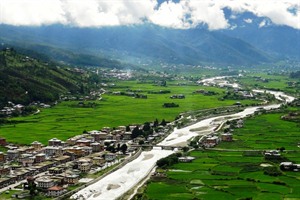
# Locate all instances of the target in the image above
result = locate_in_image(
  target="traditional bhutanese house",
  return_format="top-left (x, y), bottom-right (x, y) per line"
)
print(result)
top-left (76, 138), bottom-right (92, 146)
top-left (90, 130), bottom-right (107, 141)
top-left (43, 146), bottom-right (64, 157)
top-left (35, 176), bottom-right (55, 189)
top-left (48, 138), bottom-right (62, 146)
top-left (123, 132), bottom-right (132, 140)
top-left (101, 127), bottom-right (111, 133)
top-left (64, 174), bottom-right (79, 184)
top-left (79, 162), bottom-right (91, 173)
top-left (64, 146), bottom-right (86, 157)
top-left (31, 141), bottom-right (42, 151)
top-left (105, 153), bottom-right (116, 162)
top-left (0, 152), bottom-right (6, 163)
top-left (0, 138), bottom-right (7, 146)
top-left (47, 186), bottom-right (66, 197)
top-left (90, 142), bottom-right (103, 152)
top-left (178, 156), bottom-right (196, 163)
top-left (92, 157), bottom-right (105, 166)
top-left (221, 133), bottom-right (233, 142)
top-left (49, 167), bottom-right (64, 175)
top-left (0, 166), bottom-right (10, 176)
top-left (35, 153), bottom-right (46, 163)
top-left (6, 149), bottom-right (20, 161)
top-left (205, 136), bottom-right (219, 147)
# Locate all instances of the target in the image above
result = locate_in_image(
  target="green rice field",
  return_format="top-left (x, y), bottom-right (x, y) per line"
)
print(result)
top-left (0, 81), bottom-right (260, 145)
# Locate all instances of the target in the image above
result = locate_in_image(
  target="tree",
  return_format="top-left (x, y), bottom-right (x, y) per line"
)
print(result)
top-left (120, 144), bottom-right (128, 154)
top-left (182, 146), bottom-right (189, 153)
top-left (131, 126), bottom-right (143, 139)
top-left (161, 119), bottom-right (167, 126)
top-left (153, 118), bottom-right (159, 127)
top-left (143, 122), bottom-right (151, 132)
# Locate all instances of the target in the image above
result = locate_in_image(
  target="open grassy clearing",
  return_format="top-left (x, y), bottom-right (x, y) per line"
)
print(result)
top-left (0, 81), bottom-right (260, 145)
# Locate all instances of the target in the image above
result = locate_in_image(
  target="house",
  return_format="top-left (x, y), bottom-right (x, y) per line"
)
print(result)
top-left (48, 138), bottom-right (63, 146)
top-left (91, 142), bottom-right (103, 152)
top-left (221, 133), bottom-right (233, 142)
top-left (123, 132), bottom-right (132, 140)
top-left (64, 174), bottom-right (79, 184)
top-left (92, 157), bottom-right (105, 166)
top-left (65, 146), bottom-right (86, 157)
top-left (76, 138), bottom-right (92, 146)
top-left (35, 153), bottom-right (46, 163)
top-left (44, 146), bottom-right (64, 157)
top-left (105, 153), bottom-right (116, 162)
top-left (6, 149), bottom-right (20, 161)
top-left (47, 186), bottom-right (66, 197)
top-left (280, 162), bottom-right (300, 171)
top-left (49, 167), bottom-right (64, 175)
top-left (101, 127), bottom-right (111, 133)
top-left (178, 156), bottom-right (195, 163)
top-left (79, 162), bottom-right (91, 173)
top-left (0, 166), bottom-right (10, 176)
top-left (0, 152), bottom-right (6, 162)
top-left (35, 176), bottom-right (55, 189)
top-left (31, 141), bottom-right (42, 150)
top-left (19, 154), bottom-right (35, 167)
top-left (90, 130), bottom-right (107, 141)
top-left (204, 136), bottom-right (219, 147)
top-left (264, 150), bottom-right (281, 158)
top-left (0, 138), bottom-right (7, 146)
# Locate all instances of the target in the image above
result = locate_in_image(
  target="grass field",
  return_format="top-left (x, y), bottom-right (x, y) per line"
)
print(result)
top-left (141, 107), bottom-right (300, 200)
top-left (237, 73), bottom-right (299, 94)
top-left (218, 111), bottom-right (300, 150)
top-left (143, 150), bottom-right (300, 200)
top-left (0, 81), bottom-right (260, 145)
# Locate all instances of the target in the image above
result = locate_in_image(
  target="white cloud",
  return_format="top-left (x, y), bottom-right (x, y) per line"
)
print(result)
top-left (0, 0), bottom-right (299, 30)
top-left (244, 18), bottom-right (253, 23)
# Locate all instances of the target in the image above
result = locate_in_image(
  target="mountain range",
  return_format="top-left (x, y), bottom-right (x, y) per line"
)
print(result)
top-left (0, 13), bottom-right (299, 67)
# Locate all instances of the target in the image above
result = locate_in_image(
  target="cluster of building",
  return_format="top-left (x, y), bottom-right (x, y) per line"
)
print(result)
top-left (0, 123), bottom-right (170, 197)
top-left (0, 103), bottom-right (24, 116)
top-left (201, 133), bottom-right (233, 148)
top-left (0, 101), bottom-right (51, 117)
top-left (200, 119), bottom-right (244, 148)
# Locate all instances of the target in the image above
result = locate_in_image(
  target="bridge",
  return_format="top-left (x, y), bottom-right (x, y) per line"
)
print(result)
top-left (130, 144), bottom-right (182, 151)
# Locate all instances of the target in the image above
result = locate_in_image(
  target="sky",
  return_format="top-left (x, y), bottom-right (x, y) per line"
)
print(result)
top-left (0, 0), bottom-right (299, 30)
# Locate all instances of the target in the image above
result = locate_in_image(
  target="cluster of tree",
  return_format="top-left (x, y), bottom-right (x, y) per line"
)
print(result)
top-left (156, 153), bottom-right (182, 168)
top-left (105, 142), bottom-right (128, 154)
top-left (0, 48), bottom-right (104, 109)
top-left (163, 102), bottom-right (179, 108)
top-left (148, 90), bottom-right (171, 94)
top-left (130, 119), bottom-right (167, 139)
top-left (290, 71), bottom-right (300, 79)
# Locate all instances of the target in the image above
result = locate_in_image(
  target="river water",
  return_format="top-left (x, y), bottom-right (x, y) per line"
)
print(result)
top-left (71, 77), bottom-right (295, 200)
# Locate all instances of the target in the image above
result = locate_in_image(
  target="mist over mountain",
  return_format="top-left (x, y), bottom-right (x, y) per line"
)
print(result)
top-left (219, 9), bottom-right (300, 60)
top-left (0, 4), bottom-right (299, 67)
top-left (0, 24), bottom-right (274, 66)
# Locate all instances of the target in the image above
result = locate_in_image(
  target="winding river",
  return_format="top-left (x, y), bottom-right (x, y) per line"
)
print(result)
top-left (71, 77), bottom-right (296, 200)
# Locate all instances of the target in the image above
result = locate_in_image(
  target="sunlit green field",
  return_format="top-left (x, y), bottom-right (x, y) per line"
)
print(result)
top-left (144, 150), bottom-right (300, 200)
top-left (218, 112), bottom-right (300, 150)
top-left (237, 73), bottom-right (299, 94)
top-left (0, 81), bottom-right (260, 145)
top-left (142, 107), bottom-right (300, 200)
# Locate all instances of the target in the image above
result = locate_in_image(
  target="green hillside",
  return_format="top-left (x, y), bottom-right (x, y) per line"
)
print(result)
top-left (0, 48), bottom-right (84, 107)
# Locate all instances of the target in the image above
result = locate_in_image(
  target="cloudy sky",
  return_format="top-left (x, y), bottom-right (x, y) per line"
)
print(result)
top-left (0, 0), bottom-right (299, 30)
